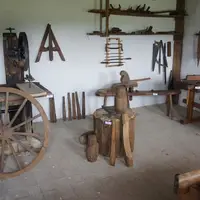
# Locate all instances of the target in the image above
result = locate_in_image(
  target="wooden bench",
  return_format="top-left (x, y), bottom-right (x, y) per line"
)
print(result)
top-left (95, 89), bottom-right (181, 119)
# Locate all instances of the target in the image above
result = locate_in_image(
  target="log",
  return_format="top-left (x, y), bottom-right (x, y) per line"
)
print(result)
top-left (93, 108), bottom-right (135, 158)
top-left (86, 134), bottom-right (99, 162)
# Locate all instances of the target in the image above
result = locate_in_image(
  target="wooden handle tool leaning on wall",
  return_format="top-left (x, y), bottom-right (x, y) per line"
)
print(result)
top-left (49, 96), bottom-right (57, 123)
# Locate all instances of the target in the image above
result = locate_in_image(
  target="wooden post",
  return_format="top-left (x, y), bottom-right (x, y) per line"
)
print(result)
top-left (100, 0), bottom-right (103, 34)
top-left (172, 0), bottom-right (185, 104)
top-left (105, 0), bottom-right (110, 37)
top-left (49, 97), bottom-right (57, 123)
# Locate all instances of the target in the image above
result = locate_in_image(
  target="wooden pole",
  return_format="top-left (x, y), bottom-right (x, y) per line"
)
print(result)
top-left (100, 0), bottom-right (103, 34)
top-left (105, 0), bottom-right (109, 37)
top-left (172, 0), bottom-right (185, 104)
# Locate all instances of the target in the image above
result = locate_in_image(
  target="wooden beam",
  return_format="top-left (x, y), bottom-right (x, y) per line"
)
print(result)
top-left (105, 0), bottom-right (110, 37)
top-left (172, 0), bottom-right (185, 104)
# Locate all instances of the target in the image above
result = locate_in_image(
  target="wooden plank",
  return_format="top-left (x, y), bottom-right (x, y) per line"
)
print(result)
top-left (105, 0), bottom-right (110, 37)
top-left (186, 75), bottom-right (200, 81)
top-left (96, 89), bottom-right (180, 97)
top-left (17, 82), bottom-right (47, 98)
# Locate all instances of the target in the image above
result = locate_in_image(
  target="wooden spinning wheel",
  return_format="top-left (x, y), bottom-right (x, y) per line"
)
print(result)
top-left (0, 87), bottom-right (49, 179)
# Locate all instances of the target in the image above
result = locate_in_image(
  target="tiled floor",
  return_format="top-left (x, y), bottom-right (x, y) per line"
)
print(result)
top-left (1, 105), bottom-right (200, 200)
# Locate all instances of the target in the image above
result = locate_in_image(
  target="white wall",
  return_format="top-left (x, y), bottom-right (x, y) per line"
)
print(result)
top-left (180, 0), bottom-right (200, 105)
top-left (0, 0), bottom-right (176, 119)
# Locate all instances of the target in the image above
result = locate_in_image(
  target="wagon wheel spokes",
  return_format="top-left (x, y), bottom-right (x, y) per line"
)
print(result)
top-left (10, 114), bottom-right (41, 131)
top-left (6, 138), bottom-right (22, 170)
top-left (0, 87), bottom-right (49, 179)
top-left (12, 132), bottom-right (44, 141)
top-left (9, 136), bottom-right (37, 156)
top-left (0, 138), bottom-right (5, 172)
top-left (4, 92), bottom-right (9, 125)
top-left (8, 99), bottom-right (28, 128)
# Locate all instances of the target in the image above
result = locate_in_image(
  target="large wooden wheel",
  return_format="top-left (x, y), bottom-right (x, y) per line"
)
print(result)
top-left (0, 87), bottom-right (49, 179)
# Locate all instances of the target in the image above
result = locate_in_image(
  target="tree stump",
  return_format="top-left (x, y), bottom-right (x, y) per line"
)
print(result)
top-left (93, 108), bottom-right (135, 158)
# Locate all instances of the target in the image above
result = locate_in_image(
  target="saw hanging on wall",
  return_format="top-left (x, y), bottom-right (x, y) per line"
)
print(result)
top-left (101, 38), bottom-right (131, 67)
top-left (35, 23), bottom-right (65, 62)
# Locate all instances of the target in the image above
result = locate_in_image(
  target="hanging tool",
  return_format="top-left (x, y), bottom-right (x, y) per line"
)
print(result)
top-left (102, 38), bottom-right (131, 67)
top-left (167, 41), bottom-right (172, 57)
top-left (109, 4), bottom-right (121, 10)
top-left (101, 61), bottom-right (125, 64)
top-left (101, 58), bottom-right (131, 63)
top-left (162, 43), bottom-right (168, 84)
top-left (140, 4), bottom-right (146, 12)
top-left (152, 40), bottom-right (168, 84)
top-left (135, 5), bottom-right (141, 11)
top-left (35, 24), bottom-right (65, 62)
top-left (197, 31), bottom-right (200, 66)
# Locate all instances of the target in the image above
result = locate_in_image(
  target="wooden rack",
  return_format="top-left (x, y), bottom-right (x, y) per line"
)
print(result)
top-left (87, 0), bottom-right (186, 37)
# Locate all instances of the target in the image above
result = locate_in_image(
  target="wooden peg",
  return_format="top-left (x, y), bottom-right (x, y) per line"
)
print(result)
top-left (75, 92), bottom-right (81, 120)
top-left (82, 92), bottom-right (86, 119)
top-left (49, 97), bottom-right (57, 123)
top-left (72, 93), bottom-right (77, 120)
top-left (67, 93), bottom-right (72, 121)
top-left (62, 96), bottom-right (67, 121)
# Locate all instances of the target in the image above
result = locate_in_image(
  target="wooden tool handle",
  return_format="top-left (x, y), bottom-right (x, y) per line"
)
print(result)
top-left (82, 92), bottom-right (85, 119)
top-left (75, 92), bottom-right (81, 120)
top-left (67, 93), bottom-right (72, 121)
top-left (49, 97), bottom-right (57, 123)
top-left (167, 41), bottom-right (172, 57)
top-left (72, 93), bottom-right (77, 120)
top-left (62, 96), bottom-right (67, 121)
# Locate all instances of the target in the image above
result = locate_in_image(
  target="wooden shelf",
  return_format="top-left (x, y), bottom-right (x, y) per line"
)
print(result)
top-left (87, 31), bottom-right (179, 37)
top-left (88, 9), bottom-right (186, 18)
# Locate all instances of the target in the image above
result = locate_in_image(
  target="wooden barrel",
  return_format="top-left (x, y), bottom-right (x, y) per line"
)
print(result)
top-left (93, 108), bottom-right (135, 157)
